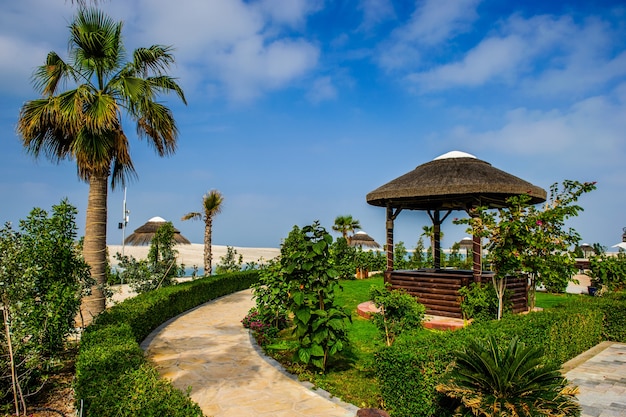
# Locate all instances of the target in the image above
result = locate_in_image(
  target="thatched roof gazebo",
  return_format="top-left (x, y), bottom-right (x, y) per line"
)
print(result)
top-left (349, 231), bottom-right (381, 248)
top-left (124, 216), bottom-right (191, 245)
top-left (366, 151), bottom-right (547, 318)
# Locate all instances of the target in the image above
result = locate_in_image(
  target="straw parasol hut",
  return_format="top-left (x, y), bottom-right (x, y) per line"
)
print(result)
top-left (349, 231), bottom-right (381, 248)
top-left (124, 216), bottom-right (191, 245)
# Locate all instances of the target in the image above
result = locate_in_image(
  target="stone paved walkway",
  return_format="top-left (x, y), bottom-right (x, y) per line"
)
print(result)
top-left (142, 289), bottom-right (626, 417)
top-left (564, 342), bottom-right (626, 417)
top-left (141, 289), bottom-right (358, 417)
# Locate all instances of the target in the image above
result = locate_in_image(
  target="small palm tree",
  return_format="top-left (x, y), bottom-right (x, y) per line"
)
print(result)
top-left (182, 190), bottom-right (223, 275)
top-left (332, 215), bottom-right (361, 241)
top-left (437, 336), bottom-right (580, 417)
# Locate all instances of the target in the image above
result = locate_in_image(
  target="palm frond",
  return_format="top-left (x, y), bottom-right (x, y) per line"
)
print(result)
top-left (181, 212), bottom-right (202, 221)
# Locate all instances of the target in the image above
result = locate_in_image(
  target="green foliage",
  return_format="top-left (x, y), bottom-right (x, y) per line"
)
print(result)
top-left (115, 222), bottom-right (183, 293)
top-left (75, 270), bottom-right (259, 416)
top-left (331, 237), bottom-right (357, 279)
top-left (369, 285), bottom-right (425, 346)
top-left (459, 282), bottom-right (509, 323)
top-left (215, 246), bottom-right (244, 274)
top-left (437, 337), bottom-right (580, 417)
top-left (375, 301), bottom-right (606, 417)
top-left (588, 252), bottom-right (626, 291)
top-left (407, 238), bottom-right (426, 269)
top-left (393, 241), bottom-right (409, 270)
top-left (0, 200), bottom-right (89, 412)
top-left (282, 221), bottom-right (351, 371)
top-left (251, 259), bottom-right (290, 329)
top-left (456, 180), bottom-right (596, 315)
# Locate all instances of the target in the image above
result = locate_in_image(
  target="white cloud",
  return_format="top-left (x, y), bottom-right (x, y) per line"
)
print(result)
top-left (123, 0), bottom-right (320, 103)
top-left (449, 91), bottom-right (626, 169)
top-left (306, 76), bottom-right (338, 103)
top-left (377, 0), bottom-right (481, 70)
top-left (407, 13), bottom-right (626, 96)
top-left (358, 0), bottom-right (396, 31)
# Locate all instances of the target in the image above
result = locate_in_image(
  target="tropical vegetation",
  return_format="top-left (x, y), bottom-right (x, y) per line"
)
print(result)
top-left (436, 337), bottom-right (580, 417)
top-left (332, 215), bottom-right (362, 240)
top-left (17, 8), bottom-right (187, 323)
top-left (114, 221), bottom-right (184, 293)
top-left (0, 200), bottom-right (90, 415)
top-left (182, 190), bottom-right (224, 275)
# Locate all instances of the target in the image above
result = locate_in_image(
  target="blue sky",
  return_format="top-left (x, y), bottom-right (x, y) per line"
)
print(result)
top-left (1, 0), bottom-right (625, 251)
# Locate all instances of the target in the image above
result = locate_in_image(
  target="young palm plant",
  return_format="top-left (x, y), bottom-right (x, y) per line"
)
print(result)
top-left (437, 336), bottom-right (580, 417)
top-left (181, 190), bottom-right (223, 275)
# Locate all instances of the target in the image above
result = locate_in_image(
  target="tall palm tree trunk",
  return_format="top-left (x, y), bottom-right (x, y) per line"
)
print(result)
top-left (79, 174), bottom-right (108, 326)
top-left (204, 218), bottom-right (212, 275)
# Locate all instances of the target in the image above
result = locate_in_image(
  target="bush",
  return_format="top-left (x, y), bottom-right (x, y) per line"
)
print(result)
top-left (369, 285), bottom-right (425, 346)
top-left (458, 282), bottom-right (510, 323)
top-left (74, 270), bottom-right (259, 416)
top-left (375, 301), bottom-right (607, 417)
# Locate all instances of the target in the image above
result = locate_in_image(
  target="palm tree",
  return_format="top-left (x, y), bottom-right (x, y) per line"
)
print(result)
top-left (437, 336), bottom-right (580, 417)
top-left (182, 190), bottom-right (224, 275)
top-left (332, 215), bottom-right (361, 241)
top-left (17, 8), bottom-right (186, 324)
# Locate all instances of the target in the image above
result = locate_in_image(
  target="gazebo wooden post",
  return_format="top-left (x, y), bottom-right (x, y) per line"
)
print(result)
top-left (433, 210), bottom-right (441, 269)
top-left (472, 234), bottom-right (482, 283)
top-left (385, 205), bottom-right (394, 284)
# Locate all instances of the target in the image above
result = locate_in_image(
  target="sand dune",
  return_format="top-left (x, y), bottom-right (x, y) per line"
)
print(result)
top-left (107, 243), bottom-right (280, 268)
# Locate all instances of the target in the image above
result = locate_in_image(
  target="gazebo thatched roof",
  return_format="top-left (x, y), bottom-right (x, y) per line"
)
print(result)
top-left (124, 216), bottom-right (191, 246)
top-left (366, 151), bottom-right (546, 210)
top-left (349, 231), bottom-right (381, 248)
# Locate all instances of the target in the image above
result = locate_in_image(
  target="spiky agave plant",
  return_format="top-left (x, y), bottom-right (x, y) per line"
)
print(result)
top-left (437, 336), bottom-right (580, 417)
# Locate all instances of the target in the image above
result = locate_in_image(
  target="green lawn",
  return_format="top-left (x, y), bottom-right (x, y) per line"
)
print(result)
top-left (535, 291), bottom-right (583, 309)
top-left (265, 279), bottom-right (586, 409)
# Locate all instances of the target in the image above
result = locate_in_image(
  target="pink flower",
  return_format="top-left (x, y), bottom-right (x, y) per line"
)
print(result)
top-left (536, 220), bottom-right (543, 226)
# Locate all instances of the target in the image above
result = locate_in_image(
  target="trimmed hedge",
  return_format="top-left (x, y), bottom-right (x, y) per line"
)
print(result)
top-left (375, 292), bottom-right (625, 417)
top-left (75, 271), bottom-right (259, 417)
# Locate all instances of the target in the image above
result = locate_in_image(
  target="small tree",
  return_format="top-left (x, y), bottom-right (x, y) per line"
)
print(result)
top-left (330, 237), bottom-right (357, 279)
top-left (369, 285), bottom-right (425, 346)
top-left (456, 180), bottom-right (596, 317)
top-left (394, 241), bottom-right (409, 270)
top-left (116, 222), bottom-right (182, 293)
top-left (408, 238), bottom-right (426, 269)
top-left (0, 200), bottom-right (90, 415)
top-left (282, 221), bottom-right (351, 371)
top-left (215, 246), bottom-right (243, 274)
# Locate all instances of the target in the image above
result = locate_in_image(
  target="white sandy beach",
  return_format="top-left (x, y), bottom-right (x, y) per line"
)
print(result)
top-left (107, 243), bottom-right (280, 269)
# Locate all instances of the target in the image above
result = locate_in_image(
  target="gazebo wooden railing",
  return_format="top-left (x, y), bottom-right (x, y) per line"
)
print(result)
top-left (389, 269), bottom-right (528, 319)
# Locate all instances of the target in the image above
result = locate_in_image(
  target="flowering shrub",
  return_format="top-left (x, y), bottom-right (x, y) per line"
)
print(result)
top-left (242, 308), bottom-right (281, 346)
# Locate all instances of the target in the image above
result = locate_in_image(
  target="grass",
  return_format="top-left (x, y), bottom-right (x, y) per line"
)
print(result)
top-left (262, 278), bottom-right (588, 409)
top-left (535, 291), bottom-right (583, 309)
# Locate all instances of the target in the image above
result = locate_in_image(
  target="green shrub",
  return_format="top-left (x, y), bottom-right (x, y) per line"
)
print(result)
top-left (75, 270), bottom-right (259, 416)
top-left (375, 302), bottom-right (606, 417)
top-left (369, 285), bottom-right (425, 346)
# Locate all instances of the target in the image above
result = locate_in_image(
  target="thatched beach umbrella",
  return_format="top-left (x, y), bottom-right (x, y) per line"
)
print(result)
top-left (124, 216), bottom-right (191, 245)
top-left (367, 151), bottom-right (546, 279)
top-left (349, 231), bottom-right (381, 248)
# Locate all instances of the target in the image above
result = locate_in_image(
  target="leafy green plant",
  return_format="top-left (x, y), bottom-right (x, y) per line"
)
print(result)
top-left (437, 336), bottom-right (580, 417)
top-left (215, 246), bottom-right (244, 274)
top-left (115, 222), bottom-right (183, 293)
top-left (369, 285), bottom-right (425, 346)
top-left (588, 252), bottom-right (626, 291)
top-left (330, 237), bottom-right (357, 279)
top-left (394, 241), bottom-right (410, 270)
top-left (459, 282), bottom-right (509, 323)
top-left (456, 180), bottom-right (596, 316)
top-left (0, 200), bottom-right (90, 414)
top-left (282, 221), bottom-right (351, 371)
